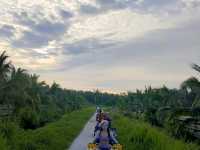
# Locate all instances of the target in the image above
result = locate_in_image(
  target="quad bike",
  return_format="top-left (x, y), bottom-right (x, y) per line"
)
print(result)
top-left (87, 143), bottom-right (122, 150)
top-left (89, 128), bottom-right (122, 150)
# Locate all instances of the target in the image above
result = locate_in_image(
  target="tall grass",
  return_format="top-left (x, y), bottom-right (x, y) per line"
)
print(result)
top-left (0, 107), bottom-right (94, 150)
top-left (0, 135), bottom-right (8, 150)
top-left (112, 114), bottom-right (200, 150)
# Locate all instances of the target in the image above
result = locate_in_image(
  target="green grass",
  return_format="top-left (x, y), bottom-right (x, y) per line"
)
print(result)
top-left (0, 135), bottom-right (8, 150)
top-left (111, 113), bottom-right (200, 150)
top-left (3, 107), bottom-right (94, 150)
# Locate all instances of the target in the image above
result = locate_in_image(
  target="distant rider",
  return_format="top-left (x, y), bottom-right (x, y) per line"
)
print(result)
top-left (94, 108), bottom-right (103, 136)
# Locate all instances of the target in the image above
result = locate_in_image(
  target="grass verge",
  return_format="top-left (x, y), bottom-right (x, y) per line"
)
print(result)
top-left (6, 107), bottom-right (94, 150)
top-left (111, 113), bottom-right (200, 150)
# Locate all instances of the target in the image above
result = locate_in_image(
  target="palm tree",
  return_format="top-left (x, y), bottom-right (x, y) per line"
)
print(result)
top-left (0, 51), bottom-right (11, 104)
top-left (50, 82), bottom-right (61, 95)
top-left (181, 77), bottom-right (200, 90)
top-left (0, 51), bottom-right (11, 83)
top-left (9, 67), bottom-right (30, 93)
top-left (3, 67), bottom-right (28, 108)
top-left (191, 63), bottom-right (200, 73)
top-left (181, 77), bottom-right (200, 107)
top-left (190, 64), bottom-right (200, 107)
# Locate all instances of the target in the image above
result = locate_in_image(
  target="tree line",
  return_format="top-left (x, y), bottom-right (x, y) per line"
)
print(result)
top-left (116, 63), bottom-right (200, 141)
top-left (0, 51), bottom-right (121, 130)
top-left (1, 50), bottom-right (200, 142)
top-left (0, 51), bottom-right (88, 129)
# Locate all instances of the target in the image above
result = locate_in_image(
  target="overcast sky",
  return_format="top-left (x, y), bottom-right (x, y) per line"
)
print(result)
top-left (0, 0), bottom-right (200, 92)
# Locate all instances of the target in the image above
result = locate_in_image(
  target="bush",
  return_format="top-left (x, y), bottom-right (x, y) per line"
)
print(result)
top-left (111, 113), bottom-right (199, 150)
top-left (0, 135), bottom-right (8, 150)
top-left (0, 121), bottom-right (17, 139)
top-left (13, 107), bottom-right (94, 150)
top-left (19, 107), bottom-right (39, 129)
top-left (145, 108), bottom-right (159, 126)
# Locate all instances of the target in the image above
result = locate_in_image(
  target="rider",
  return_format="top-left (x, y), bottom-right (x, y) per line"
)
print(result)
top-left (96, 106), bottom-right (100, 113)
top-left (94, 119), bottom-right (111, 150)
top-left (103, 112), bottom-right (112, 129)
top-left (94, 118), bottom-right (117, 149)
top-left (94, 108), bottom-right (103, 136)
top-left (96, 108), bottom-right (103, 122)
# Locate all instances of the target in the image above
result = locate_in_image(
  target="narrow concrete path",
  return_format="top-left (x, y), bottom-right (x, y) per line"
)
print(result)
top-left (68, 113), bottom-right (96, 150)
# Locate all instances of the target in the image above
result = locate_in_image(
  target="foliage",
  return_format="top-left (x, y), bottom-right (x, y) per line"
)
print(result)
top-left (0, 135), bottom-right (8, 150)
top-left (111, 113), bottom-right (199, 150)
top-left (12, 108), bottom-right (94, 150)
top-left (18, 107), bottom-right (40, 129)
top-left (192, 63), bottom-right (200, 73)
top-left (0, 51), bottom-right (94, 129)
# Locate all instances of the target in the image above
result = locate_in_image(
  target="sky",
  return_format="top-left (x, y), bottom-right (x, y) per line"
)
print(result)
top-left (0, 0), bottom-right (200, 93)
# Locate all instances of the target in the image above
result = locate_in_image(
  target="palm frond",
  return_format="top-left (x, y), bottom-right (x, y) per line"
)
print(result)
top-left (191, 63), bottom-right (200, 73)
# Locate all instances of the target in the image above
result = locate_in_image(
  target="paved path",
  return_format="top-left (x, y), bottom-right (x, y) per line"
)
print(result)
top-left (68, 113), bottom-right (96, 150)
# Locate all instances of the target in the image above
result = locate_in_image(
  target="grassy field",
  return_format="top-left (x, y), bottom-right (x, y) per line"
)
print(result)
top-left (0, 107), bottom-right (94, 150)
top-left (111, 113), bottom-right (200, 150)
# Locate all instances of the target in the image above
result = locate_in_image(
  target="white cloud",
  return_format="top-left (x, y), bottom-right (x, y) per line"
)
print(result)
top-left (67, 9), bottom-right (174, 43)
top-left (0, 0), bottom-right (200, 92)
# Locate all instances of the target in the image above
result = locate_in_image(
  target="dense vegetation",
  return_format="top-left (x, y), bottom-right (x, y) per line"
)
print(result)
top-left (111, 113), bottom-right (199, 150)
top-left (0, 107), bottom-right (93, 150)
top-left (0, 52), bottom-right (90, 128)
top-left (0, 51), bottom-right (115, 128)
top-left (13, 108), bottom-right (93, 150)
top-left (115, 64), bottom-right (200, 141)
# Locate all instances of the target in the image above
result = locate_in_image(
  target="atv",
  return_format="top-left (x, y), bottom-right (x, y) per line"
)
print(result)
top-left (89, 128), bottom-right (122, 150)
top-left (87, 143), bottom-right (122, 150)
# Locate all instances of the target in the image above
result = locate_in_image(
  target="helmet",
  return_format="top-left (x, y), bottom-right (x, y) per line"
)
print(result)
top-left (97, 107), bottom-right (102, 113)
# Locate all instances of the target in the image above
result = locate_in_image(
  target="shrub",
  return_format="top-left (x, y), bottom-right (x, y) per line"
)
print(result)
top-left (111, 113), bottom-right (199, 150)
top-left (13, 107), bottom-right (94, 150)
top-left (0, 121), bottom-right (16, 139)
top-left (0, 135), bottom-right (8, 150)
top-left (19, 107), bottom-right (39, 129)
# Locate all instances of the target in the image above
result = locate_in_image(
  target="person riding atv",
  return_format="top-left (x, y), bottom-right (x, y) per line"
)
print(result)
top-left (103, 112), bottom-right (112, 128)
top-left (94, 108), bottom-right (104, 136)
top-left (95, 112), bottom-right (112, 133)
top-left (96, 109), bottom-right (103, 122)
top-left (88, 111), bottom-right (122, 150)
top-left (93, 119), bottom-right (117, 150)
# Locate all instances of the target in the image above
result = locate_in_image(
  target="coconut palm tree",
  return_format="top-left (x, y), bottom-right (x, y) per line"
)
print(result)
top-left (192, 63), bottom-right (200, 73)
top-left (190, 63), bottom-right (200, 107)
top-left (0, 51), bottom-right (11, 83)
top-left (181, 77), bottom-right (200, 107)
top-left (181, 77), bottom-right (200, 90)
top-left (2, 67), bottom-right (28, 109)
top-left (10, 67), bottom-right (28, 87)
top-left (0, 51), bottom-right (11, 104)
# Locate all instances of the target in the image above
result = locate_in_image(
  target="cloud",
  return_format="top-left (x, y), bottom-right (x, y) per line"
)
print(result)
top-left (140, 0), bottom-right (178, 7)
top-left (182, 0), bottom-right (200, 8)
top-left (49, 16), bottom-right (200, 91)
top-left (96, 0), bottom-right (127, 10)
top-left (78, 0), bottom-right (133, 15)
top-left (63, 38), bottom-right (117, 55)
top-left (33, 21), bottom-right (67, 36)
top-left (11, 12), bottom-right (68, 49)
top-left (0, 25), bottom-right (15, 39)
top-left (78, 0), bottom-right (180, 15)
top-left (59, 9), bottom-right (74, 19)
top-left (0, 0), bottom-right (200, 92)
top-left (79, 4), bottom-right (100, 15)
top-left (12, 31), bottom-right (49, 49)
